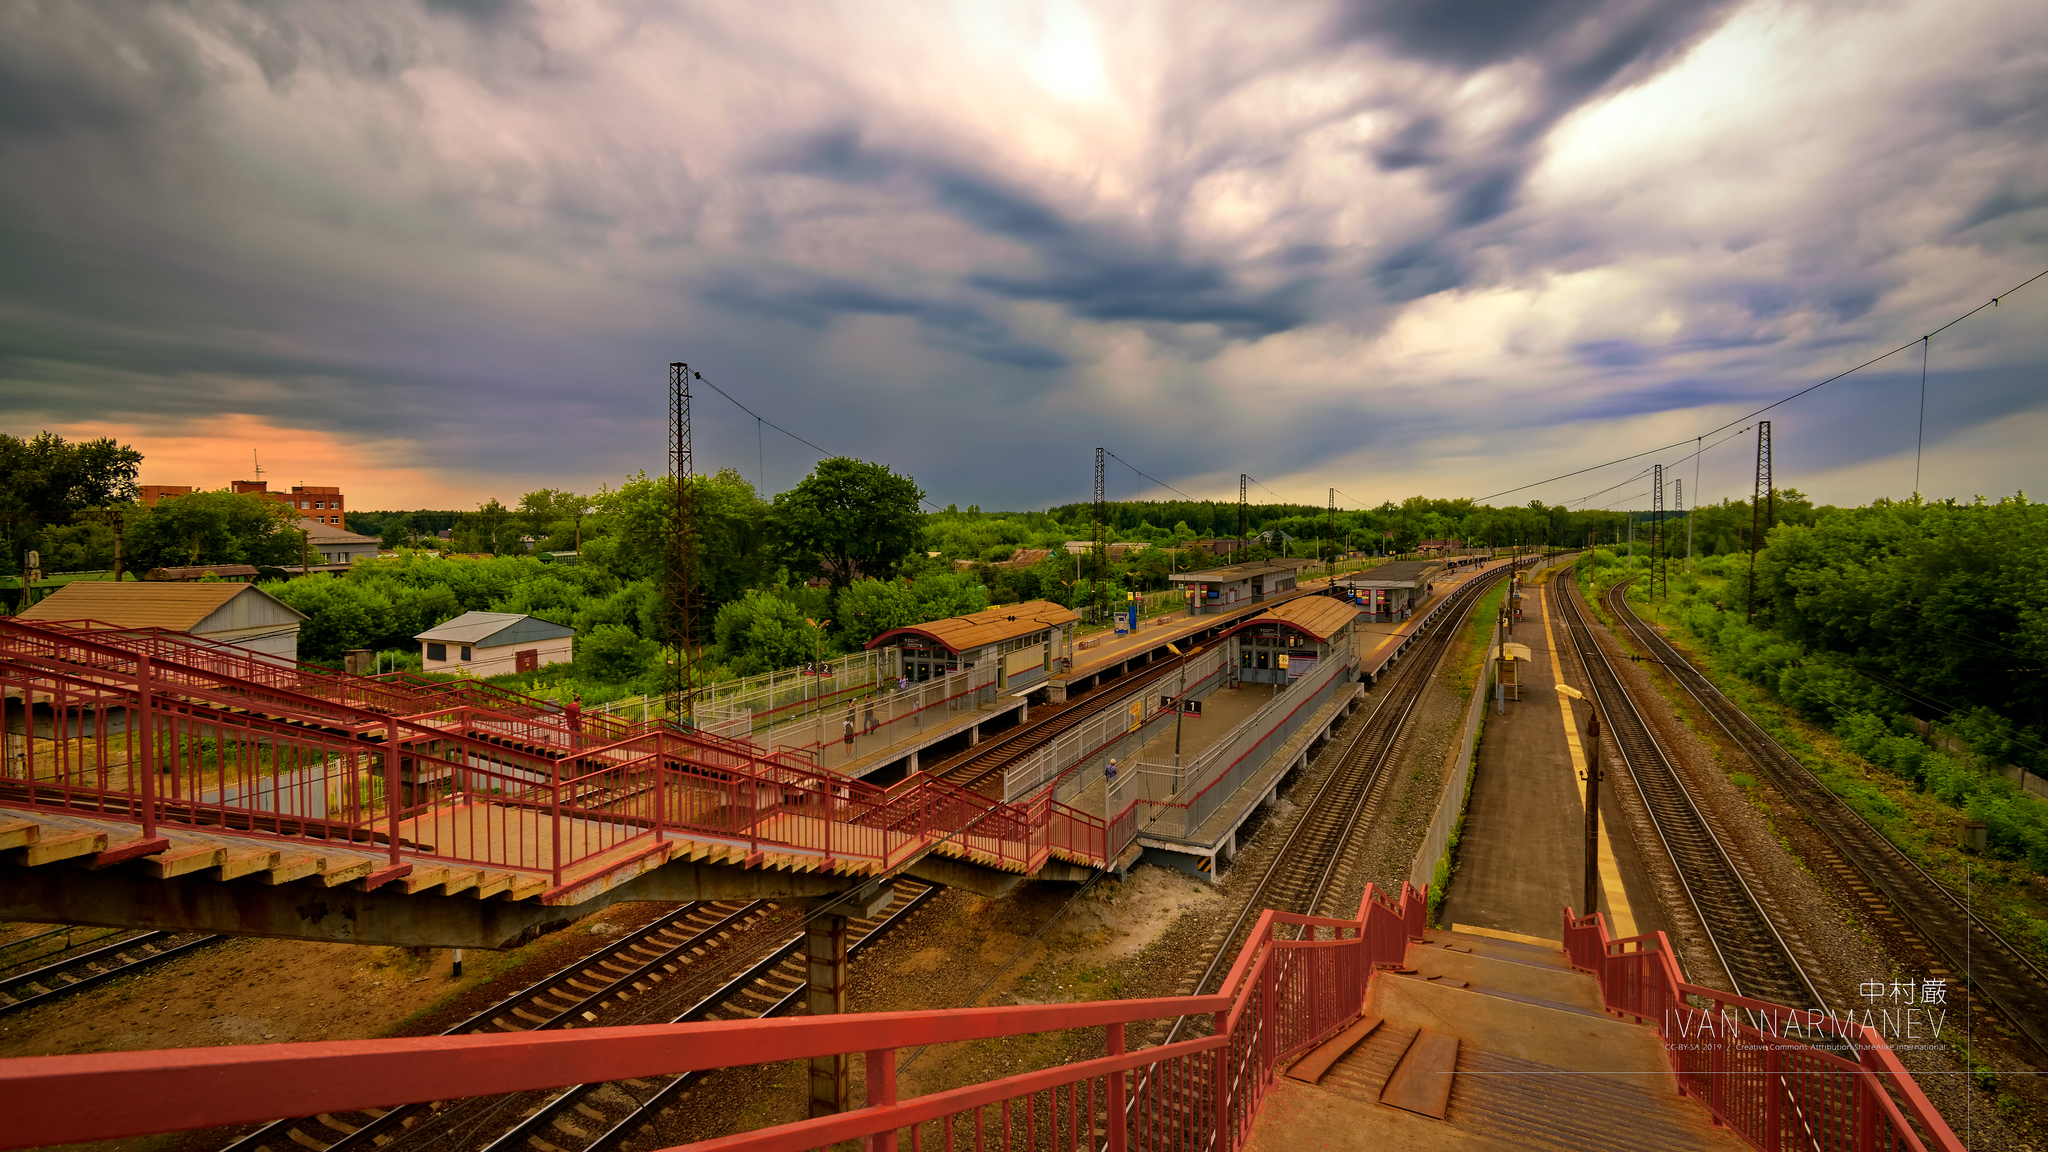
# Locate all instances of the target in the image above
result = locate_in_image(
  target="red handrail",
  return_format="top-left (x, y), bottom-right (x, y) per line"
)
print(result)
top-left (1563, 909), bottom-right (1963, 1152)
top-left (0, 884), bottom-right (1425, 1152)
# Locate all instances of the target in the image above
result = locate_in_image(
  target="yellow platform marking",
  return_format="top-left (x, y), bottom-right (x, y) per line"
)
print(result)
top-left (1449, 923), bottom-right (1564, 948)
top-left (1541, 586), bottom-right (1640, 938)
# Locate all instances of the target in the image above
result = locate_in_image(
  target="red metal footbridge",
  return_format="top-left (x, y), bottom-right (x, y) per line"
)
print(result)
top-left (1, 616), bottom-right (1105, 911)
top-left (0, 881), bottom-right (1960, 1152)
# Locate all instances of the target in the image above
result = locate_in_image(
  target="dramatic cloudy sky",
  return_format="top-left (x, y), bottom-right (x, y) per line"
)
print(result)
top-left (3, 0), bottom-right (2045, 513)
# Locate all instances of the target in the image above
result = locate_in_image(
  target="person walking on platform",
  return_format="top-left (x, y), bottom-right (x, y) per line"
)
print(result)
top-left (863, 698), bottom-right (877, 735)
top-left (1105, 758), bottom-right (1118, 785)
top-left (843, 707), bottom-right (855, 749)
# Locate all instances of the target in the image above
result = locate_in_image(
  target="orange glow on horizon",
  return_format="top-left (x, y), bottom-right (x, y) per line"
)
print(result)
top-left (38, 415), bottom-right (489, 511)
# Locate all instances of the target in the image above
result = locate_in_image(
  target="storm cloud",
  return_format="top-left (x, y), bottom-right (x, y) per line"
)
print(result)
top-left (1, 0), bottom-right (2043, 510)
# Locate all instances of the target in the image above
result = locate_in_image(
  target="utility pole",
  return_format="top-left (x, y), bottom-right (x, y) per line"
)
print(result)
top-left (667, 362), bottom-right (699, 726)
top-left (1583, 710), bottom-right (1603, 918)
top-left (1651, 464), bottom-right (1663, 600)
top-left (1677, 479), bottom-right (1688, 573)
top-left (1237, 474), bottom-right (1248, 549)
top-left (1326, 488), bottom-right (1336, 579)
top-left (1092, 447), bottom-right (1108, 623)
top-left (1746, 420), bottom-right (1771, 624)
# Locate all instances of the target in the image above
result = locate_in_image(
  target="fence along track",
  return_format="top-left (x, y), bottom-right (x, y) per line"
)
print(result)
top-left (1602, 580), bottom-right (2048, 1056)
top-left (1162, 562), bottom-right (1523, 1047)
top-left (0, 929), bottom-right (221, 1017)
top-left (220, 898), bottom-right (783, 1152)
top-left (934, 651), bottom-right (1195, 795)
top-left (1557, 579), bottom-right (1821, 1009)
top-left (933, 588), bottom-right (1339, 797)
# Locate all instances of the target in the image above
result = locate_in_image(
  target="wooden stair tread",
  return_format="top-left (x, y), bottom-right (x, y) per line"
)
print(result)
top-left (1285, 1015), bottom-right (1382, 1085)
top-left (1379, 1028), bottom-right (1459, 1119)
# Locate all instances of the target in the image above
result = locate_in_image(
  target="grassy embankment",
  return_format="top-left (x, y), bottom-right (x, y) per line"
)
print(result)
top-left (1575, 553), bottom-right (2048, 970)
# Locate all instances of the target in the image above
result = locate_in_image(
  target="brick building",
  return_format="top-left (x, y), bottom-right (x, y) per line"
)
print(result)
top-left (138, 481), bottom-right (349, 526)
top-left (230, 481), bottom-right (347, 525)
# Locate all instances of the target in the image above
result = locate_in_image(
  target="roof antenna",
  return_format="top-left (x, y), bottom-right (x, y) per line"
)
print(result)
top-left (252, 449), bottom-right (264, 483)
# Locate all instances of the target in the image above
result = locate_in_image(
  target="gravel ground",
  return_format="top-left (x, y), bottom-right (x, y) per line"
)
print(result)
top-left (1587, 585), bottom-right (2044, 1149)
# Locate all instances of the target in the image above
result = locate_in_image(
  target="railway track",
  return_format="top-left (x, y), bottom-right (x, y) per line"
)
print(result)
top-left (0, 928), bottom-right (220, 1017)
top-left (930, 585), bottom-right (1350, 796)
top-left (1556, 579), bottom-right (1822, 1008)
top-left (1600, 579), bottom-right (2048, 1056)
top-left (219, 883), bottom-right (935, 1152)
top-left (1158, 559), bottom-right (1527, 1045)
top-left (931, 651), bottom-right (1194, 795)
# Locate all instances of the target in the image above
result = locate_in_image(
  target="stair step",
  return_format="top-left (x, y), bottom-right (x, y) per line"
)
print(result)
top-left (1285, 1015), bottom-right (1381, 1086)
top-left (1379, 1029), bottom-right (1459, 1120)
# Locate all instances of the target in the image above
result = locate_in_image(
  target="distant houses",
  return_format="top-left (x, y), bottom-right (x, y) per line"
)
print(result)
top-left (414, 611), bottom-right (574, 676)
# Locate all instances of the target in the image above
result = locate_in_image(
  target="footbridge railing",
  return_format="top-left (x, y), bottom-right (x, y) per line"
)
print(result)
top-left (0, 883), bottom-right (1428, 1152)
top-left (1563, 909), bottom-right (1964, 1152)
top-left (0, 618), bottom-right (1103, 890)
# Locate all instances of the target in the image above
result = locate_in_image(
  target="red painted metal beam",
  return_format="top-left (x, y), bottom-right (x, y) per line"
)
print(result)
top-left (0, 997), bottom-right (1226, 1151)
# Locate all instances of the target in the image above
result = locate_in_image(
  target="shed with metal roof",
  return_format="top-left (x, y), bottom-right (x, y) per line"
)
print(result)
top-left (414, 611), bottom-right (575, 677)
top-left (18, 581), bottom-right (306, 663)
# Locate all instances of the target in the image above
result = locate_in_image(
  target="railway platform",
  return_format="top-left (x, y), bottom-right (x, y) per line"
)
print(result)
top-left (1437, 574), bottom-right (1663, 942)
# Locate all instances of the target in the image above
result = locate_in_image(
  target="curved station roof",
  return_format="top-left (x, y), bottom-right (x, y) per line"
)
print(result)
top-left (865, 599), bottom-right (1079, 655)
top-left (1213, 594), bottom-right (1360, 644)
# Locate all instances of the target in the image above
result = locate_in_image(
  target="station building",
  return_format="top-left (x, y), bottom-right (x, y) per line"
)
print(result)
top-left (1168, 559), bottom-right (1316, 615)
top-left (1334, 560), bottom-right (1445, 623)
top-left (865, 600), bottom-right (1078, 692)
top-left (1217, 594), bottom-right (1361, 686)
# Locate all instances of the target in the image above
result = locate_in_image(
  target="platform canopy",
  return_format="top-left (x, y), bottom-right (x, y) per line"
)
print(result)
top-left (1333, 560), bottom-right (1445, 592)
top-left (1215, 594), bottom-right (1360, 644)
top-left (866, 599), bottom-right (1077, 656)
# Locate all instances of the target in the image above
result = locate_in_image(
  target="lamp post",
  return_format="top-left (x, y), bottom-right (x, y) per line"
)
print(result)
top-left (1163, 641), bottom-right (1205, 795)
top-left (804, 618), bottom-right (832, 704)
top-left (1555, 684), bottom-right (1604, 921)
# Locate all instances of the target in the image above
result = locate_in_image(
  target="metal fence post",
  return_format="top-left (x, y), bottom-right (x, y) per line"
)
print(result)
top-left (550, 731), bottom-right (564, 889)
top-left (864, 1048), bottom-right (897, 1152)
top-left (1106, 1022), bottom-right (1127, 1152)
top-left (384, 719), bottom-right (402, 869)
top-left (135, 652), bottom-right (157, 839)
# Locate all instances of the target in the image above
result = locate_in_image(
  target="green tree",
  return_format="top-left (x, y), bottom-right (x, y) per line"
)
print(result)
top-left (772, 457), bottom-right (926, 589)
top-left (452, 498), bottom-right (522, 555)
top-left (0, 431), bottom-right (143, 576)
top-left (517, 488), bottom-right (591, 553)
top-left (125, 490), bottom-right (301, 572)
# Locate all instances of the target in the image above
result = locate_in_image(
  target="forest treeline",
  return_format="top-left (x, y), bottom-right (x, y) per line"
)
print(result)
top-left (1585, 493), bottom-right (2047, 876)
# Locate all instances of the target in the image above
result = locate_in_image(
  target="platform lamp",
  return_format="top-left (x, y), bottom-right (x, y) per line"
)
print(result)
top-left (1165, 641), bottom-right (1202, 787)
top-left (1555, 684), bottom-right (1604, 924)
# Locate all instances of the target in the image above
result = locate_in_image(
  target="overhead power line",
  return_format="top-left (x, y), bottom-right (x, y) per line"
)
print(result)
top-left (1103, 450), bottom-right (1196, 501)
top-left (1475, 267), bottom-right (2048, 504)
top-left (691, 370), bottom-right (945, 512)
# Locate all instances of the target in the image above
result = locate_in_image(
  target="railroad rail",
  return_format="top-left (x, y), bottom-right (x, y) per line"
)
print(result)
top-left (1165, 559), bottom-right (1527, 1044)
top-left (933, 651), bottom-right (1195, 795)
top-left (216, 882), bottom-right (935, 1152)
top-left (0, 929), bottom-right (220, 1017)
top-left (1556, 579), bottom-right (1822, 1008)
top-left (1600, 579), bottom-right (2048, 1056)
top-left (932, 577), bottom-right (1396, 796)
